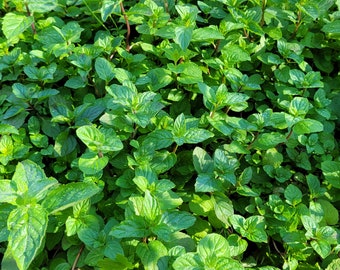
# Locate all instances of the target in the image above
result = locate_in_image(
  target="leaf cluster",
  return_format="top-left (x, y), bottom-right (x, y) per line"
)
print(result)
top-left (1, 0), bottom-right (340, 269)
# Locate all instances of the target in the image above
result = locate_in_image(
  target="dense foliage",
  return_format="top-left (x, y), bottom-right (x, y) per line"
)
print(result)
top-left (1, 0), bottom-right (340, 269)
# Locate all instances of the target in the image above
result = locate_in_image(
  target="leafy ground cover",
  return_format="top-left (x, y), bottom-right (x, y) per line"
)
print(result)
top-left (1, 0), bottom-right (340, 269)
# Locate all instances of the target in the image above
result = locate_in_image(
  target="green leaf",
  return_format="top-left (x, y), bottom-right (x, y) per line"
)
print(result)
top-left (192, 26), bottom-right (224, 42)
top-left (12, 160), bottom-right (58, 203)
top-left (311, 239), bottom-right (331, 259)
top-left (197, 233), bottom-right (231, 259)
top-left (184, 128), bottom-right (214, 144)
top-left (322, 20), bottom-right (340, 34)
top-left (42, 182), bottom-right (101, 214)
top-left (175, 62), bottom-right (203, 84)
top-left (174, 26), bottom-right (193, 51)
top-left (143, 130), bottom-right (173, 150)
top-left (76, 125), bottom-right (105, 152)
top-left (252, 133), bottom-right (286, 150)
top-left (110, 216), bottom-right (149, 238)
top-left (293, 119), bottom-right (323, 134)
top-left (136, 240), bottom-right (168, 270)
top-left (144, 68), bottom-right (173, 91)
top-left (95, 57), bottom-right (115, 82)
top-left (195, 174), bottom-right (220, 192)
top-left (227, 234), bottom-right (248, 257)
top-left (27, 0), bottom-right (57, 13)
top-left (321, 160), bottom-right (340, 188)
top-left (101, 0), bottom-right (120, 22)
top-left (0, 124), bottom-right (19, 135)
top-left (141, 190), bottom-right (161, 222)
top-left (54, 130), bottom-right (77, 157)
top-left (325, 258), bottom-right (340, 270)
top-left (7, 204), bottom-right (48, 270)
top-left (213, 194), bottom-right (234, 226)
top-left (78, 152), bottom-right (109, 175)
top-left (284, 184), bottom-right (302, 206)
top-left (193, 147), bottom-right (214, 174)
top-left (230, 215), bottom-right (267, 243)
top-left (1, 13), bottom-right (34, 41)
top-left (0, 180), bottom-right (17, 204)
top-left (221, 44), bottom-right (251, 66)
top-left (98, 255), bottom-right (134, 270)
top-left (318, 199), bottom-right (339, 225)
top-left (173, 252), bottom-right (203, 270)
top-left (289, 97), bottom-right (311, 117)
top-left (160, 211), bottom-right (196, 231)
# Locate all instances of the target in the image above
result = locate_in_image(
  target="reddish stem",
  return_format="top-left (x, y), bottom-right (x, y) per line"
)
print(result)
top-left (25, 3), bottom-right (36, 35)
top-left (120, 2), bottom-right (131, 51)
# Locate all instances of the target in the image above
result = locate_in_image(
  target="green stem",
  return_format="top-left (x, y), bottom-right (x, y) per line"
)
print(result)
top-left (83, 0), bottom-right (109, 31)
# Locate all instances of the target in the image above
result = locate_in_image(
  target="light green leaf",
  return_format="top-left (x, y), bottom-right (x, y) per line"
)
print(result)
top-left (192, 26), bottom-right (224, 42)
top-left (227, 234), bottom-right (248, 257)
top-left (142, 190), bottom-right (161, 222)
top-left (252, 132), bottom-right (286, 150)
top-left (311, 239), bottom-right (331, 259)
top-left (28, 0), bottom-right (57, 13)
top-left (7, 204), bottom-right (48, 270)
top-left (184, 128), bottom-right (214, 144)
top-left (293, 119), bottom-right (323, 134)
top-left (321, 160), bottom-right (340, 188)
top-left (2, 13), bottom-right (34, 41)
top-left (213, 194), bottom-right (234, 226)
top-left (0, 180), bottom-right (17, 204)
top-left (325, 258), bottom-right (340, 270)
top-left (289, 97), bottom-right (311, 117)
top-left (12, 160), bottom-right (58, 203)
top-left (161, 211), bottom-right (196, 231)
top-left (42, 182), bottom-right (101, 214)
top-left (78, 152), bottom-right (109, 175)
top-left (173, 252), bottom-right (203, 270)
top-left (243, 216), bottom-right (267, 243)
top-left (76, 125), bottom-right (105, 152)
top-left (101, 0), bottom-right (120, 22)
top-left (198, 233), bottom-right (231, 259)
top-left (176, 62), bottom-right (203, 84)
top-left (221, 44), bottom-right (251, 66)
top-left (0, 124), bottom-right (19, 135)
top-left (193, 147), bottom-right (214, 174)
top-left (195, 174), bottom-right (220, 192)
top-left (136, 240), bottom-right (168, 270)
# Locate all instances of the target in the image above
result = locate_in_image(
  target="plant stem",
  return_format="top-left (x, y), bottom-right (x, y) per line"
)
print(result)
top-left (260, 0), bottom-right (267, 27)
top-left (163, 0), bottom-right (169, 13)
top-left (120, 1), bottom-right (131, 51)
top-left (25, 3), bottom-right (36, 35)
top-left (291, 9), bottom-right (302, 39)
top-left (83, 0), bottom-right (109, 31)
top-left (286, 128), bottom-right (293, 140)
top-left (71, 245), bottom-right (84, 270)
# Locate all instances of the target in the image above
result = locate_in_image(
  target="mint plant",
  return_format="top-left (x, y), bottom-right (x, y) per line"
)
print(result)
top-left (1, 0), bottom-right (340, 269)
